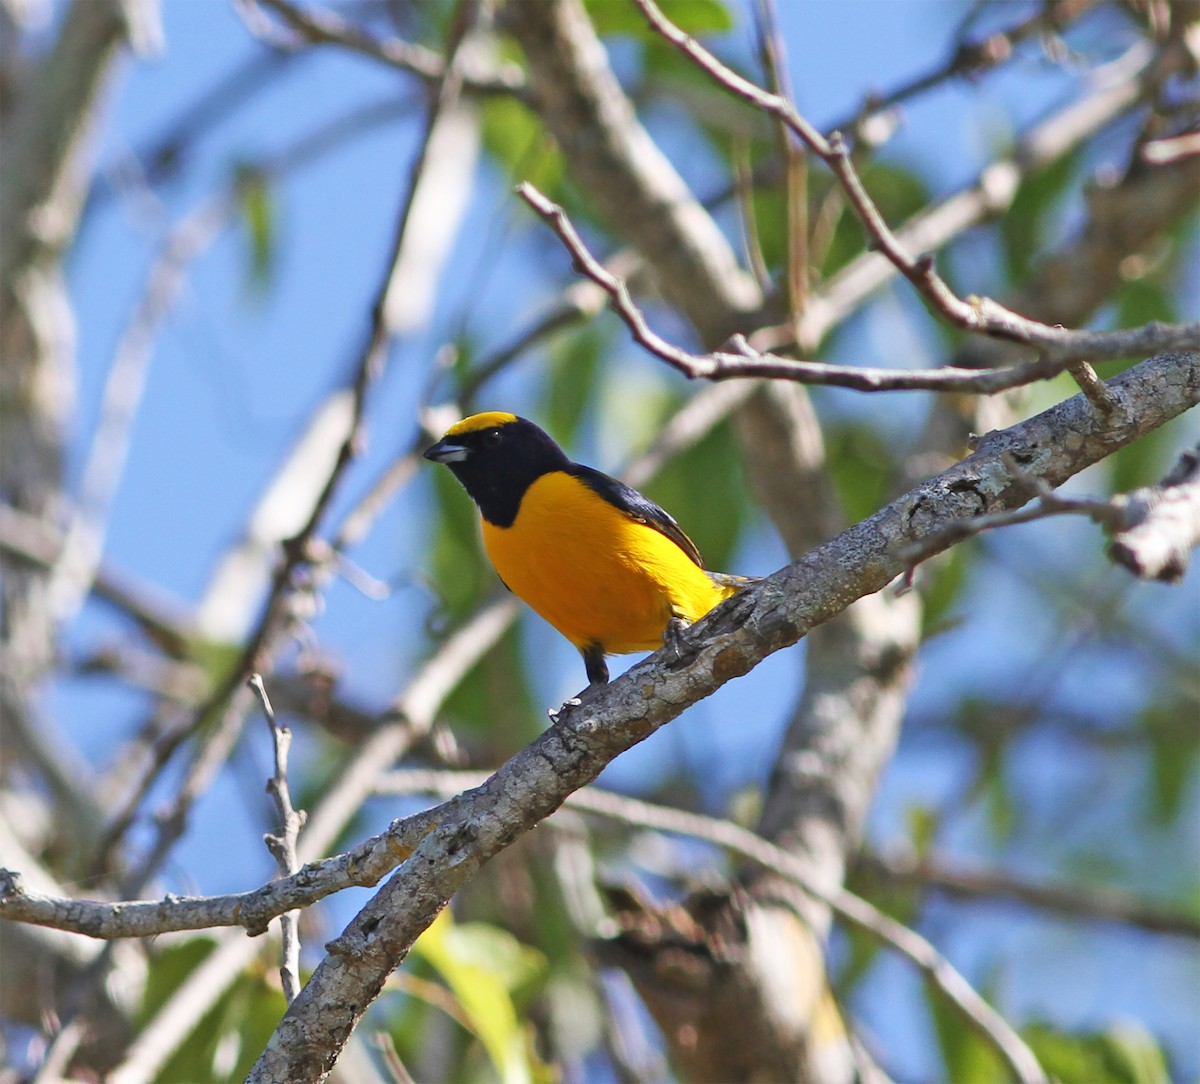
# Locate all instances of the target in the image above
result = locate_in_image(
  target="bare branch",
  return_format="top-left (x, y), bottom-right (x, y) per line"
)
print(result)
top-left (898, 442), bottom-right (1200, 581)
top-left (897, 485), bottom-right (1124, 567)
top-left (632, 0), bottom-right (1196, 366)
top-left (92, 0), bottom-right (489, 886)
top-left (517, 181), bottom-right (1199, 392)
top-left (249, 674), bottom-right (306, 1003)
top-left (1108, 441), bottom-right (1200, 581)
top-left (251, 0), bottom-right (524, 95)
top-left (860, 851), bottom-right (1200, 940)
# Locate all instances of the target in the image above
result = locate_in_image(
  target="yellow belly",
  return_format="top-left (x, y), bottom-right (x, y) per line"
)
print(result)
top-left (481, 472), bottom-right (730, 655)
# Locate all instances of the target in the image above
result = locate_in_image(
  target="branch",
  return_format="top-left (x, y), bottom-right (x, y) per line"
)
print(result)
top-left (245, 352), bottom-right (1197, 1083)
top-left (633, 0), bottom-right (1195, 366)
top-left (252, 0), bottom-right (524, 95)
top-left (499, 0), bottom-right (761, 347)
top-left (377, 770), bottom-right (1047, 1084)
top-left (1108, 441), bottom-right (1200, 582)
top-left (897, 444), bottom-right (1200, 581)
top-left (821, 0), bottom-right (1101, 147)
top-left (518, 181), bottom-right (1198, 391)
top-left (860, 851), bottom-right (1200, 940)
top-left (249, 674), bottom-right (306, 1003)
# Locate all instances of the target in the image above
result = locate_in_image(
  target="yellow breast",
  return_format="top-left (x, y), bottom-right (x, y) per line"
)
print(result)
top-left (480, 471), bottom-right (730, 655)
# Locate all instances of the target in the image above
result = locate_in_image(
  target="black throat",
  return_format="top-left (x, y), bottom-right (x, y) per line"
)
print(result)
top-left (447, 426), bottom-right (570, 528)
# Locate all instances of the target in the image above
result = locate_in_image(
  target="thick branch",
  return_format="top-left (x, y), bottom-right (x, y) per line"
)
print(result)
top-left (246, 352), bottom-right (1198, 1082)
top-left (1108, 442), bottom-right (1200, 581)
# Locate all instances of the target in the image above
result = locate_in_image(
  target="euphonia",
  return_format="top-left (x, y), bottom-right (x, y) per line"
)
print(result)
top-left (424, 412), bottom-right (753, 690)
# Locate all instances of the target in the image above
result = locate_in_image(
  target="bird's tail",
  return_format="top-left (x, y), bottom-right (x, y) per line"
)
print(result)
top-left (705, 571), bottom-right (759, 601)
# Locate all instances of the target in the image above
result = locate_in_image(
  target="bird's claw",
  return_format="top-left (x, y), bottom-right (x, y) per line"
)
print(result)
top-left (664, 617), bottom-right (696, 666)
top-left (547, 696), bottom-right (583, 722)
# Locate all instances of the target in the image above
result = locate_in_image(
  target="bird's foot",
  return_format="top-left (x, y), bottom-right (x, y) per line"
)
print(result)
top-left (547, 673), bottom-right (611, 722)
top-left (663, 617), bottom-right (697, 667)
top-left (547, 696), bottom-right (582, 722)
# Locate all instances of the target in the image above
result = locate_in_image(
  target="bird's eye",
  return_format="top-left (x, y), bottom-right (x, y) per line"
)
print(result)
top-left (484, 429), bottom-right (502, 447)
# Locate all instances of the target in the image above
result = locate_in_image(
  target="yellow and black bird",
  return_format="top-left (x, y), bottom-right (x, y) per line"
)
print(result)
top-left (424, 412), bottom-right (754, 690)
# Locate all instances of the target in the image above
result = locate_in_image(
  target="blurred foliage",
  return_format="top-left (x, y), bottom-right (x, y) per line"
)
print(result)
top-left (999, 151), bottom-right (1081, 283)
top-left (1024, 1020), bottom-right (1172, 1084)
top-left (405, 911), bottom-right (552, 1084)
top-left (541, 324), bottom-right (607, 446)
top-left (234, 163), bottom-right (276, 298)
top-left (929, 968), bottom-right (1009, 1084)
top-left (144, 941), bottom-right (288, 1083)
top-left (585, 0), bottom-right (733, 37)
top-left (429, 463), bottom-right (492, 622)
top-left (481, 95), bottom-right (564, 196)
top-left (1144, 697), bottom-right (1200, 825)
top-left (638, 416), bottom-right (749, 571)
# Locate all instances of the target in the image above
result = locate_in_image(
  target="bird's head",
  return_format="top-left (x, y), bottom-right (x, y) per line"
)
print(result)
top-left (423, 412), bottom-right (569, 526)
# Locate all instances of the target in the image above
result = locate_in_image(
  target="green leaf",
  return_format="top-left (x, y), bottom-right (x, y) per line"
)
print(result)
top-left (1143, 699), bottom-right (1200, 824)
top-left (640, 415), bottom-right (749, 572)
top-left (481, 96), bottom-right (563, 194)
top-left (1024, 1020), bottom-right (1172, 1084)
top-left (982, 745), bottom-right (1015, 843)
top-left (927, 971), bottom-right (1008, 1084)
top-left (1107, 422), bottom-right (1174, 494)
top-left (906, 803), bottom-right (939, 858)
top-left (825, 423), bottom-right (891, 526)
top-left (541, 324), bottom-right (606, 447)
top-left (921, 542), bottom-right (969, 638)
top-left (140, 938), bottom-right (218, 1027)
top-left (142, 940), bottom-right (289, 1083)
top-left (820, 162), bottom-right (929, 278)
top-left (1115, 276), bottom-right (1177, 335)
top-left (1103, 1021), bottom-right (1171, 1084)
top-left (441, 622), bottom-right (540, 746)
top-left (411, 911), bottom-right (550, 1084)
top-left (999, 150), bottom-right (1080, 283)
top-left (234, 163), bottom-right (275, 296)
top-left (428, 464), bottom-right (491, 622)
top-left (585, 0), bottom-right (733, 37)
top-left (749, 183), bottom-right (788, 280)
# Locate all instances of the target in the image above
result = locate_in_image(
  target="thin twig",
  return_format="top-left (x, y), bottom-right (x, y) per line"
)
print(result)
top-left (631, 0), bottom-right (1197, 367)
top-left (252, 0), bottom-right (524, 95)
top-left (517, 181), bottom-right (1198, 392)
top-left (1067, 361), bottom-right (1124, 415)
top-left (249, 673), bottom-right (306, 1003)
top-left (897, 489), bottom-right (1124, 568)
top-left (823, 0), bottom-right (1098, 146)
top-left (859, 851), bottom-right (1200, 939)
top-left (100, 0), bottom-right (483, 880)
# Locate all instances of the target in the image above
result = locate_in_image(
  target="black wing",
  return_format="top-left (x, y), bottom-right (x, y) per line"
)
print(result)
top-left (568, 463), bottom-right (705, 569)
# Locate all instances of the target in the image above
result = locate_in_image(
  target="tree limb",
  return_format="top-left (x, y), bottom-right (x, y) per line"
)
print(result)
top-left (244, 351), bottom-right (1198, 1083)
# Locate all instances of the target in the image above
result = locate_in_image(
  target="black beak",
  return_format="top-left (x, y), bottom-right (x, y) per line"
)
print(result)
top-left (423, 438), bottom-right (469, 464)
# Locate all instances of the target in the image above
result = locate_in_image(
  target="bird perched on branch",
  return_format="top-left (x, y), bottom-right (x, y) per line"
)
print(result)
top-left (424, 412), bottom-right (754, 693)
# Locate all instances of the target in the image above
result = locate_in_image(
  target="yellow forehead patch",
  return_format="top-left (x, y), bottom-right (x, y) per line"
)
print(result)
top-left (445, 411), bottom-right (519, 437)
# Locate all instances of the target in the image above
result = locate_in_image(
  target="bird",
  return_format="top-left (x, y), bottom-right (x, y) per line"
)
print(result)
top-left (423, 411), bottom-right (754, 693)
